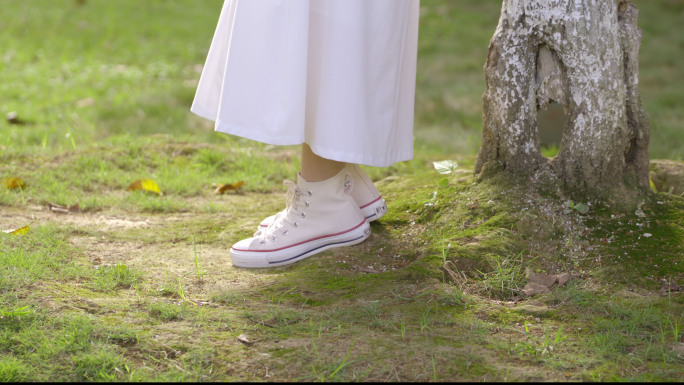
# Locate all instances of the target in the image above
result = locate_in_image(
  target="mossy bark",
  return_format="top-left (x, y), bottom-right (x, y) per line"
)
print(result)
top-left (475, 0), bottom-right (650, 201)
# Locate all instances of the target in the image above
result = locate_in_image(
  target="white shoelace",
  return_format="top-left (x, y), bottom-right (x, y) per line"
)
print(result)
top-left (257, 180), bottom-right (309, 243)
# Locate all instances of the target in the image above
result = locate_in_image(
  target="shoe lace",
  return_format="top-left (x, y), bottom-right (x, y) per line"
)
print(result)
top-left (258, 180), bottom-right (309, 243)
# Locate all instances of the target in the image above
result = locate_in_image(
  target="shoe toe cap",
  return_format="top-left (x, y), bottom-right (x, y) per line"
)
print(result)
top-left (230, 237), bottom-right (261, 252)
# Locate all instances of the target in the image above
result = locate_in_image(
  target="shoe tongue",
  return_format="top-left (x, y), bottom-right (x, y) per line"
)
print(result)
top-left (296, 172), bottom-right (308, 186)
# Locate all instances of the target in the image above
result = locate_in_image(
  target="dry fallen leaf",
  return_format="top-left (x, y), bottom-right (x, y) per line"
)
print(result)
top-left (6, 111), bottom-right (30, 125)
top-left (214, 181), bottom-right (245, 195)
top-left (6, 111), bottom-right (21, 124)
top-left (48, 202), bottom-right (80, 214)
top-left (522, 271), bottom-right (572, 296)
top-left (522, 282), bottom-right (551, 296)
top-left (237, 334), bottom-right (254, 346)
top-left (75, 97), bottom-right (94, 108)
top-left (3, 225), bottom-right (29, 235)
top-left (660, 283), bottom-right (682, 295)
top-left (3, 177), bottom-right (26, 189)
top-left (127, 179), bottom-right (162, 195)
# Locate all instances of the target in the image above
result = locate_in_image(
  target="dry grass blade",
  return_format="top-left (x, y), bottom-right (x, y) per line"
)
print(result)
top-left (443, 260), bottom-right (468, 290)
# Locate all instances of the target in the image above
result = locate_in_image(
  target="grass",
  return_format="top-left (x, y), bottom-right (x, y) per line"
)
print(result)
top-left (148, 302), bottom-right (186, 322)
top-left (0, 0), bottom-right (682, 381)
top-left (515, 322), bottom-right (567, 358)
top-left (477, 253), bottom-right (527, 300)
top-left (91, 264), bottom-right (143, 292)
top-left (0, 224), bottom-right (87, 292)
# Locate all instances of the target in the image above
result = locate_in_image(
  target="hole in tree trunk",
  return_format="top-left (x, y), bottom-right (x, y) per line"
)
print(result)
top-left (538, 101), bottom-right (566, 158)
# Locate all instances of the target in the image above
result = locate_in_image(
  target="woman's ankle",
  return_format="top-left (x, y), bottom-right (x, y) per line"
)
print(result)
top-left (300, 143), bottom-right (346, 182)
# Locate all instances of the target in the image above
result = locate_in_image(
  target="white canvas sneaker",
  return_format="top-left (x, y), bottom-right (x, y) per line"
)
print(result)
top-left (230, 170), bottom-right (371, 268)
top-left (256, 164), bottom-right (387, 233)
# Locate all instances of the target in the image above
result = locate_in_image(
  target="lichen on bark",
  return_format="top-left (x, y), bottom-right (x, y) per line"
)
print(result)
top-left (475, 0), bottom-right (650, 201)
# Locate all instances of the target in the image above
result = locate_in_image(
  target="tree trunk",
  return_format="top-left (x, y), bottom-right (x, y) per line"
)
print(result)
top-left (474, 0), bottom-right (650, 200)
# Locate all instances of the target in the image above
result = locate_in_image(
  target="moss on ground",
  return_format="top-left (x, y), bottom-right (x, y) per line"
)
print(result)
top-left (2, 157), bottom-right (683, 381)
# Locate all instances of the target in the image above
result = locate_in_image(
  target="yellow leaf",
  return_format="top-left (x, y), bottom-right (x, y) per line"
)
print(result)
top-left (3, 177), bottom-right (26, 189)
top-left (127, 179), bottom-right (162, 195)
top-left (3, 225), bottom-right (29, 235)
top-left (214, 181), bottom-right (245, 195)
top-left (649, 177), bottom-right (658, 193)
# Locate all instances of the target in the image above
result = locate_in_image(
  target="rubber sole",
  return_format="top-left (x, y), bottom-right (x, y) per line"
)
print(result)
top-left (231, 220), bottom-right (371, 268)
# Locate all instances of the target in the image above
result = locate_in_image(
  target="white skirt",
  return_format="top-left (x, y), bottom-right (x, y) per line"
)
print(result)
top-left (191, 0), bottom-right (419, 167)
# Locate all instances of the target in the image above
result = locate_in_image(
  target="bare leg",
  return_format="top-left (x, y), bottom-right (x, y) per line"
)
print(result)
top-left (300, 143), bottom-right (345, 182)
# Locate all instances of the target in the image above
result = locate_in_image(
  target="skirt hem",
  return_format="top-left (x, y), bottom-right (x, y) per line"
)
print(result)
top-left (204, 116), bottom-right (413, 167)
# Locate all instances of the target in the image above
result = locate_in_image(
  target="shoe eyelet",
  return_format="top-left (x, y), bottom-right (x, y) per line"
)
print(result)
top-left (301, 211), bottom-right (306, 218)
top-left (283, 230), bottom-right (289, 236)
top-left (305, 201), bottom-right (310, 207)
top-left (271, 235), bottom-right (277, 241)
top-left (307, 190), bottom-right (313, 196)
top-left (259, 240), bottom-right (265, 245)
top-left (294, 221), bottom-right (299, 228)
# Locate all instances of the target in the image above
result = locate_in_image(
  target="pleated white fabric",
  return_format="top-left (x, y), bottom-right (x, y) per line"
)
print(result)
top-left (191, 0), bottom-right (419, 167)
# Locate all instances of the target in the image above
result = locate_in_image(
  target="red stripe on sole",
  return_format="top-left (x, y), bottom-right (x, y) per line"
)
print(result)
top-left (232, 220), bottom-right (368, 253)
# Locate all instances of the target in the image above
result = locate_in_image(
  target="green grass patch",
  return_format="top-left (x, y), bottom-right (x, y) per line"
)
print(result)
top-left (0, 224), bottom-right (87, 294)
top-left (91, 264), bottom-right (143, 292)
top-left (148, 302), bottom-right (187, 322)
top-left (0, 356), bottom-right (30, 382)
top-left (0, 0), bottom-right (682, 381)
